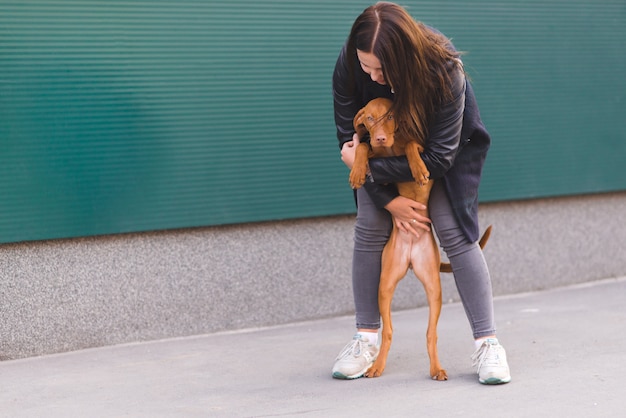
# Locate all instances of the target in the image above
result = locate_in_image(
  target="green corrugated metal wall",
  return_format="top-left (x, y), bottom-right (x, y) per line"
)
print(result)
top-left (1, 1), bottom-right (625, 244)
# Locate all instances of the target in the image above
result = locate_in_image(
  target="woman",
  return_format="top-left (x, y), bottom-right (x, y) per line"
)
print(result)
top-left (332, 2), bottom-right (511, 384)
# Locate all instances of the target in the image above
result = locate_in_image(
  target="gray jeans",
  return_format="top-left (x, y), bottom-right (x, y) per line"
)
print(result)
top-left (352, 181), bottom-right (496, 339)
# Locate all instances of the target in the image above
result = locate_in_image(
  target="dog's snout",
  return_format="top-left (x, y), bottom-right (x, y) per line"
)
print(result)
top-left (374, 135), bottom-right (387, 144)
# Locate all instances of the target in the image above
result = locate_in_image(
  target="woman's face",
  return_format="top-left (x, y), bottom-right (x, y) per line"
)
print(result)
top-left (356, 49), bottom-right (386, 85)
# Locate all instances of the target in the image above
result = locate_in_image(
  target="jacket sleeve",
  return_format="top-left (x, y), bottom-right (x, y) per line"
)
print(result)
top-left (368, 65), bottom-right (466, 184)
top-left (361, 179), bottom-right (400, 209)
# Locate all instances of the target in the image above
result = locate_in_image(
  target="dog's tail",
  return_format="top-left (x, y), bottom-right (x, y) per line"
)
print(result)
top-left (440, 225), bottom-right (492, 273)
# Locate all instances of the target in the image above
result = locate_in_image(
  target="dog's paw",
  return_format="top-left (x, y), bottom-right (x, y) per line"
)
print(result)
top-left (418, 171), bottom-right (430, 186)
top-left (365, 361), bottom-right (386, 378)
top-left (349, 169), bottom-right (366, 189)
top-left (409, 164), bottom-right (430, 186)
top-left (415, 170), bottom-right (430, 186)
top-left (431, 369), bottom-right (448, 381)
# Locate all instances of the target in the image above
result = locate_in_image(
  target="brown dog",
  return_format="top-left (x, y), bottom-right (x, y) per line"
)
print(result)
top-left (349, 97), bottom-right (491, 380)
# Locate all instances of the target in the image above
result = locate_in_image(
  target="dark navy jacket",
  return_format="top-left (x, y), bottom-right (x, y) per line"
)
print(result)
top-left (333, 42), bottom-right (491, 242)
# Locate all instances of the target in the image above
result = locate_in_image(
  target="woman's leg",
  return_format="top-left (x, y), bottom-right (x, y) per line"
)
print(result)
top-left (429, 181), bottom-right (496, 338)
top-left (332, 187), bottom-right (392, 379)
top-left (352, 187), bottom-right (393, 330)
top-left (429, 181), bottom-right (510, 384)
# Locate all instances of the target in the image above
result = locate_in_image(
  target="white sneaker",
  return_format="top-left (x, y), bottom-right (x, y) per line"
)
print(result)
top-left (332, 334), bottom-right (379, 379)
top-left (471, 338), bottom-right (511, 384)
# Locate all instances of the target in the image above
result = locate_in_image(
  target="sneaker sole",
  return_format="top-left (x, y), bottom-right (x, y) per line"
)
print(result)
top-left (332, 370), bottom-right (365, 380)
top-left (479, 376), bottom-right (511, 385)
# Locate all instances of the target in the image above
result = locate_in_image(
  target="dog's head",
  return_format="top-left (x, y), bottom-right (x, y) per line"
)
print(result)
top-left (353, 98), bottom-right (396, 149)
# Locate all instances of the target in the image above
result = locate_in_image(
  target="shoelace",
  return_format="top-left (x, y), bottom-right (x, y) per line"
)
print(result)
top-left (471, 342), bottom-right (501, 370)
top-left (336, 337), bottom-right (363, 360)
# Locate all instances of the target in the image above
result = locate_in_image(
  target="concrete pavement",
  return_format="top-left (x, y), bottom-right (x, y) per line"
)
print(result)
top-left (1, 277), bottom-right (625, 417)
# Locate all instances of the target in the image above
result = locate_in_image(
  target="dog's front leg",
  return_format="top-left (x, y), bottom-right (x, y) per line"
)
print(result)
top-left (349, 142), bottom-right (372, 189)
top-left (404, 142), bottom-right (430, 186)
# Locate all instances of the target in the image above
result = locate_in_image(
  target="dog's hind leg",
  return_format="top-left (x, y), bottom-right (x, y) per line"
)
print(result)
top-left (365, 232), bottom-right (410, 378)
top-left (411, 232), bottom-right (448, 381)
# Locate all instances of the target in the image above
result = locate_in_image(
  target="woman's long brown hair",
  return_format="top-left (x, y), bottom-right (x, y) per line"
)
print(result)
top-left (347, 2), bottom-right (463, 144)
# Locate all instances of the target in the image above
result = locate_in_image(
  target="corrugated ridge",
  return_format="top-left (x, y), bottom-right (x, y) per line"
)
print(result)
top-left (1, 0), bottom-right (625, 243)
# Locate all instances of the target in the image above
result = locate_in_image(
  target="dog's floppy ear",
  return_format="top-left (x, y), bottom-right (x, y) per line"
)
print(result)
top-left (353, 107), bottom-right (368, 139)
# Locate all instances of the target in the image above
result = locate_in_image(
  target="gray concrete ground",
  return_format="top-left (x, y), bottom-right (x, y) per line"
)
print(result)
top-left (1, 277), bottom-right (625, 417)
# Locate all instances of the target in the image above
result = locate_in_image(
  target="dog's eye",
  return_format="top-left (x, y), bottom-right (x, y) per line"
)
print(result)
top-left (367, 116), bottom-right (375, 122)
top-left (388, 115), bottom-right (394, 120)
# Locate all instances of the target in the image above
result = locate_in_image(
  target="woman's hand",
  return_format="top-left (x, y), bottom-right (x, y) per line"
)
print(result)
top-left (385, 196), bottom-right (431, 237)
top-left (341, 133), bottom-right (360, 169)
